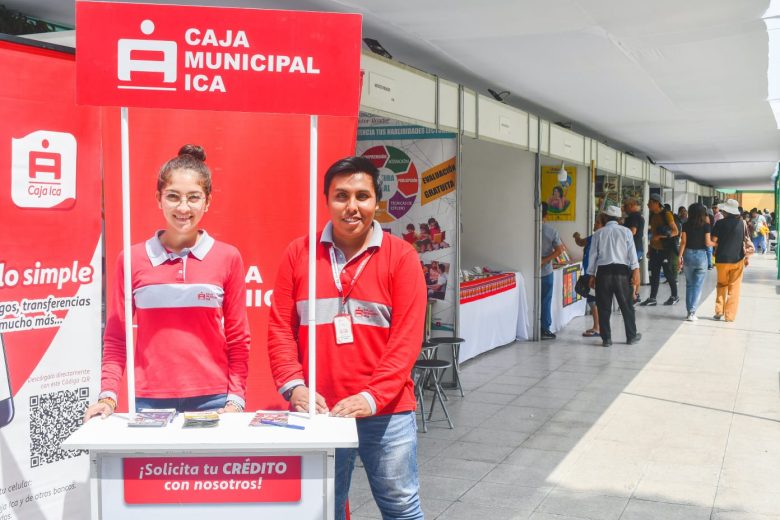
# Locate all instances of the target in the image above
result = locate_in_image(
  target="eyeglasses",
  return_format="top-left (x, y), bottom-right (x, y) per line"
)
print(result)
top-left (162, 192), bottom-right (206, 207)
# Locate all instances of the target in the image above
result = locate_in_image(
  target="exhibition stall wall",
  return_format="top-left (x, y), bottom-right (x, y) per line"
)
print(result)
top-left (460, 138), bottom-right (537, 281)
top-left (674, 179), bottom-right (700, 210)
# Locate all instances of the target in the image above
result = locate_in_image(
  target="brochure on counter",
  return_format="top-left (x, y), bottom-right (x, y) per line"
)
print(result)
top-left (127, 408), bottom-right (178, 427)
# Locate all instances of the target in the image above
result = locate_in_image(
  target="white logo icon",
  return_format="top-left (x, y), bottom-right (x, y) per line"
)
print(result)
top-left (117, 19), bottom-right (177, 91)
top-left (11, 130), bottom-right (77, 209)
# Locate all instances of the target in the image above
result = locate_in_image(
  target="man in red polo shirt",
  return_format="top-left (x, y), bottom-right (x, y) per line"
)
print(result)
top-left (267, 156), bottom-right (426, 520)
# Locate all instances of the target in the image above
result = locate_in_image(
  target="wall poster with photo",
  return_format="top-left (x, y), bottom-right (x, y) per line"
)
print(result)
top-left (541, 166), bottom-right (577, 221)
top-left (357, 114), bottom-right (457, 332)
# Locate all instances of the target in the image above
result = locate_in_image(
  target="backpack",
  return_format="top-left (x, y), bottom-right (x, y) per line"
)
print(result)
top-left (659, 209), bottom-right (680, 255)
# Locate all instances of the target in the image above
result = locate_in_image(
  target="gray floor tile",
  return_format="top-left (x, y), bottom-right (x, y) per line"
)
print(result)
top-left (619, 498), bottom-right (711, 519)
top-left (437, 501), bottom-right (534, 520)
top-left (538, 489), bottom-right (629, 520)
top-left (419, 456), bottom-right (496, 481)
top-left (459, 427), bottom-right (533, 447)
top-left (443, 440), bottom-right (516, 463)
top-left (418, 475), bottom-right (478, 501)
top-left (459, 481), bottom-right (551, 511)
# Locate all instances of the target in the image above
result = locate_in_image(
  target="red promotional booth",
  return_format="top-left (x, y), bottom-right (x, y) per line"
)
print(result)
top-left (41, 2), bottom-right (367, 519)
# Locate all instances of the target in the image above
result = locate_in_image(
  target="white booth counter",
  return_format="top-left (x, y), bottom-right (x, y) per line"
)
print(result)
top-left (62, 413), bottom-right (357, 520)
top-left (458, 272), bottom-right (530, 363)
top-left (551, 262), bottom-right (587, 333)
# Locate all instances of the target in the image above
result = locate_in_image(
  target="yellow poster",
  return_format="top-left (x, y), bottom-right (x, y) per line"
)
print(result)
top-left (542, 165), bottom-right (576, 221)
top-left (421, 158), bottom-right (456, 205)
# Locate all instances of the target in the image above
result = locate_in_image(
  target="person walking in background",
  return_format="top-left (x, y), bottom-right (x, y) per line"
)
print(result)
top-left (750, 208), bottom-right (768, 254)
top-left (641, 193), bottom-right (680, 306)
top-left (711, 199), bottom-right (749, 322)
top-left (704, 206), bottom-right (715, 269)
top-left (587, 206), bottom-right (641, 347)
top-left (622, 198), bottom-right (645, 303)
top-left (573, 214), bottom-right (605, 338)
top-left (677, 206), bottom-right (689, 224)
top-left (712, 204), bottom-right (723, 224)
top-left (541, 202), bottom-right (565, 340)
top-left (678, 203), bottom-right (715, 321)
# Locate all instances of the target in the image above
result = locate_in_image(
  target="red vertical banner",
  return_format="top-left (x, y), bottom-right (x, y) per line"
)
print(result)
top-left (0, 39), bottom-right (102, 519)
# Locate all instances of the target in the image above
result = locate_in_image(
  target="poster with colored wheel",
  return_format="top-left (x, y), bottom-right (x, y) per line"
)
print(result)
top-left (357, 115), bottom-right (457, 332)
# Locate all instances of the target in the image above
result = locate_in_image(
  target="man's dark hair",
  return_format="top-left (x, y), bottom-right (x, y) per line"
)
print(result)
top-left (541, 201), bottom-right (548, 217)
top-left (323, 156), bottom-right (382, 201)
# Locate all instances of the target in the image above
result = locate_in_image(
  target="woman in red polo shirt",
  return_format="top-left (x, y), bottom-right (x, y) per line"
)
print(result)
top-left (83, 145), bottom-right (250, 420)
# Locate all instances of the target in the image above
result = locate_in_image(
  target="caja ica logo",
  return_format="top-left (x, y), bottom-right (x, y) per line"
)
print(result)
top-left (11, 130), bottom-right (77, 209)
top-left (118, 20), bottom-right (177, 91)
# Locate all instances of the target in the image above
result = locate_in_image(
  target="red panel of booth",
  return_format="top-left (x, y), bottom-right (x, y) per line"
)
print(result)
top-left (101, 109), bottom-right (358, 410)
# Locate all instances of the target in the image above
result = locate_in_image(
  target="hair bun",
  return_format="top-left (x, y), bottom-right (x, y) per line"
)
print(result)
top-left (178, 144), bottom-right (206, 162)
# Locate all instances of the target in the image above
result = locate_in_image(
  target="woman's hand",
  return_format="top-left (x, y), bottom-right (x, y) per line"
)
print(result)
top-left (83, 400), bottom-right (114, 423)
top-left (290, 386), bottom-right (329, 414)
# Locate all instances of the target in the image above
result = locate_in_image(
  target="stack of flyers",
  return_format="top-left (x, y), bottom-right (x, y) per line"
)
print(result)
top-left (128, 409), bottom-right (177, 428)
top-left (249, 411), bottom-right (289, 427)
top-left (249, 411), bottom-right (305, 430)
top-left (182, 411), bottom-right (220, 428)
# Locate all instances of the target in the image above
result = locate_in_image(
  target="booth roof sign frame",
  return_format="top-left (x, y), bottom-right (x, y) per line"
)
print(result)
top-left (75, 0), bottom-right (363, 417)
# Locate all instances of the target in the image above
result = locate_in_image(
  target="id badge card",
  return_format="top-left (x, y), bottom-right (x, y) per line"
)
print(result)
top-left (334, 314), bottom-right (354, 345)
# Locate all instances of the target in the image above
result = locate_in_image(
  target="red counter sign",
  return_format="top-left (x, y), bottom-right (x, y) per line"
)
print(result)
top-left (76, 1), bottom-right (362, 115)
top-left (123, 456), bottom-right (302, 504)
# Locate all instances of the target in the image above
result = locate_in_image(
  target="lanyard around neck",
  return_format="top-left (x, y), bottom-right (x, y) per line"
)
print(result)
top-left (328, 246), bottom-right (376, 310)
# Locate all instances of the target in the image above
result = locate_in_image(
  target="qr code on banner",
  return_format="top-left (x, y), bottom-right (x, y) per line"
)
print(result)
top-left (29, 387), bottom-right (89, 467)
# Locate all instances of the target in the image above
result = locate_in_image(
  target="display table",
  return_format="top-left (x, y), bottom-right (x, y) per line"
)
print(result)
top-left (61, 413), bottom-right (358, 520)
top-left (551, 262), bottom-right (587, 333)
top-left (458, 272), bottom-right (530, 363)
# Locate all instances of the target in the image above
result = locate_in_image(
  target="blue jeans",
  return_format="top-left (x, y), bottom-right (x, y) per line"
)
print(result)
top-left (135, 393), bottom-right (226, 412)
top-left (706, 247), bottom-right (713, 268)
top-left (335, 412), bottom-right (422, 520)
top-left (541, 272), bottom-right (554, 332)
top-left (683, 249), bottom-right (708, 314)
top-left (752, 234), bottom-right (766, 253)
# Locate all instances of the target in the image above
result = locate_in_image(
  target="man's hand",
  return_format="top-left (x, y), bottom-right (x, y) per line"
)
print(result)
top-left (290, 386), bottom-right (329, 414)
top-left (83, 401), bottom-right (113, 422)
top-left (330, 394), bottom-right (373, 418)
top-left (218, 402), bottom-right (241, 414)
top-left (588, 276), bottom-right (596, 289)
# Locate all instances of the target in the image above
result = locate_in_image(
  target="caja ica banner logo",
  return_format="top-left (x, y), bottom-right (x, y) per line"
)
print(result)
top-left (11, 130), bottom-right (77, 209)
top-left (76, 2), bottom-right (362, 115)
top-left (118, 19), bottom-right (178, 91)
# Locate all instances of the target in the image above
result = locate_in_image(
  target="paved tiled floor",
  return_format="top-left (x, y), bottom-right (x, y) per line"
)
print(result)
top-left (349, 253), bottom-right (780, 519)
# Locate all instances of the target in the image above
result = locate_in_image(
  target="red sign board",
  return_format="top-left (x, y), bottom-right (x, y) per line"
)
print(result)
top-left (76, 1), bottom-right (362, 115)
top-left (123, 456), bottom-right (302, 504)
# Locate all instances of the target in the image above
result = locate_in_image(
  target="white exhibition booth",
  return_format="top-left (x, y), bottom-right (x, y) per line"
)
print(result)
top-left (357, 47), bottom-right (712, 358)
